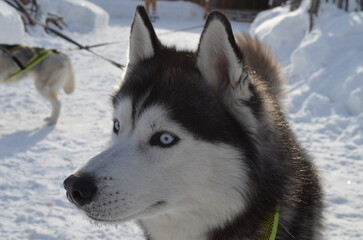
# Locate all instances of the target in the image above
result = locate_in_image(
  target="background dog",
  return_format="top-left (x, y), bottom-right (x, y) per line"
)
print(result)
top-left (0, 45), bottom-right (75, 125)
top-left (64, 6), bottom-right (323, 240)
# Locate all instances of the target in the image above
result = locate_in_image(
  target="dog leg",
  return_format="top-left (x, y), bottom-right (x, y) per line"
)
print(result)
top-left (35, 74), bottom-right (62, 125)
top-left (44, 89), bottom-right (61, 125)
top-left (45, 90), bottom-right (62, 125)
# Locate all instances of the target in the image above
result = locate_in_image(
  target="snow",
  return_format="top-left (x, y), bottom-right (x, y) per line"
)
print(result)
top-left (250, 2), bottom-right (309, 65)
top-left (37, 0), bottom-right (109, 32)
top-left (252, 2), bottom-right (363, 239)
top-left (88, 0), bottom-right (204, 20)
top-left (0, 1), bottom-right (24, 44)
top-left (1, 0), bottom-right (362, 239)
top-left (347, 88), bottom-right (363, 115)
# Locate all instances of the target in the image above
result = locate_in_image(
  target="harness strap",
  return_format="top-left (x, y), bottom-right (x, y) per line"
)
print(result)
top-left (9, 45), bottom-right (26, 52)
top-left (0, 45), bottom-right (26, 70)
top-left (269, 206), bottom-right (280, 240)
top-left (2, 48), bottom-right (54, 83)
top-left (260, 205), bottom-right (280, 240)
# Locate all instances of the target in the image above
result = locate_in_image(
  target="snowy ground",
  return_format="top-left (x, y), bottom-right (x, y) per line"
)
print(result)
top-left (251, 3), bottom-right (363, 239)
top-left (1, 0), bottom-right (362, 240)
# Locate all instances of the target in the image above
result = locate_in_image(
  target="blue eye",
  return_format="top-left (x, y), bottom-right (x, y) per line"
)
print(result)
top-left (150, 132), bottom-right (180, 148)
top-left (159, 133), bottom-right (174, 145)
top-left (113, 119), bottom-right (120, 134)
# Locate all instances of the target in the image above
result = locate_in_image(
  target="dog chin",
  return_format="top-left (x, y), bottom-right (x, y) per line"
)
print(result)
top-left (84, 201), bottom-right (167, 223)
top-left (85, 214), bottom-right (119, 223)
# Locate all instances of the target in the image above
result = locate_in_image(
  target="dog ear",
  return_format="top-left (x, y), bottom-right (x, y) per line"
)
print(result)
top-left (196, 12), bottom-right (250, 98)
top-left (128, 6), bottom-right (161, 65)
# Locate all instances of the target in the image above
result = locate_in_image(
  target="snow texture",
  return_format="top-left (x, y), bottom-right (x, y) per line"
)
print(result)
top-left (0, 1), bottom-right (24, 44)
top-left (252, 2), bottom-right (363, 239)
top-left (37, 0), bottom-right (109, 32)
top-left (88, 0), bottom-right (204, 19)
top-left (1, 0), bottom-right (362, 239)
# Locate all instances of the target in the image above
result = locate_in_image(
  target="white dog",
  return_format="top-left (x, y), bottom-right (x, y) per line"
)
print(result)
top-left (0, 44), bottom-right (75, 125)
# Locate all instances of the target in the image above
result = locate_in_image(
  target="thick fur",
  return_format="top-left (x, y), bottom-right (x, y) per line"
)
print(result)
top-left (0, 45), bottom-right (75, 125)
top-left (64, 7), bottom-right (323, 240)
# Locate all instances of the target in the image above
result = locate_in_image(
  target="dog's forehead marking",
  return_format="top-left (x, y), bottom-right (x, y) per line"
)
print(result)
top-left (113, 97), bottom-right (133, 130)
top-left (133, 88), bottom-right (152, 123)
top-left (137, 104), bottom-right (172, 129)
top-left (114, 92), bottom-right (168, 132)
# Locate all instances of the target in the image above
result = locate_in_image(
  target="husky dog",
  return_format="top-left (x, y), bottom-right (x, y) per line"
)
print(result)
top-left (64, 6), bottom-right (323, 240)
top-left (0, 45), bottom-right (75, 125)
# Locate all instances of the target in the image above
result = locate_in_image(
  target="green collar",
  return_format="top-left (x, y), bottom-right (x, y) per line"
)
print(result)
top-left (260, 205), bottom-right (280, 240)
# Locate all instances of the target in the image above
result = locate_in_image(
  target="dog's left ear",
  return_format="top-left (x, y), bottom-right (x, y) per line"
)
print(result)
top-left (196, 12), bottom-right (249, 96)
top-left (128, 6), bottom-right (161, 65)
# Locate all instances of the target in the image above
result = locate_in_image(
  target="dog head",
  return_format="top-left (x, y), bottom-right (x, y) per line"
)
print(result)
top-left (64, 6), bottom-right (271, 226)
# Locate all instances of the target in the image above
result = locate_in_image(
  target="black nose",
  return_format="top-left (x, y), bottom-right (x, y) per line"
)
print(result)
top-left (63, 174), bottom-right (97, 206)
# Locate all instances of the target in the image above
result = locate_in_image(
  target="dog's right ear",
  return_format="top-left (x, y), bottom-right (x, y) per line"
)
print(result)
top-left (128, 6), bottom-right (161, 65)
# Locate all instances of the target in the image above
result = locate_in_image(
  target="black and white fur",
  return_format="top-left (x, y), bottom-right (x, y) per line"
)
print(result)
top-left (0, 45), bottom-right (75, 125)
top-left (64, 6), bottom-right (323, 240)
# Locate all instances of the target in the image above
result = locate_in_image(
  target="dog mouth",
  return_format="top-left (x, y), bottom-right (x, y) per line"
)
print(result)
top-left (84, 201), bottom-right (166, 222)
